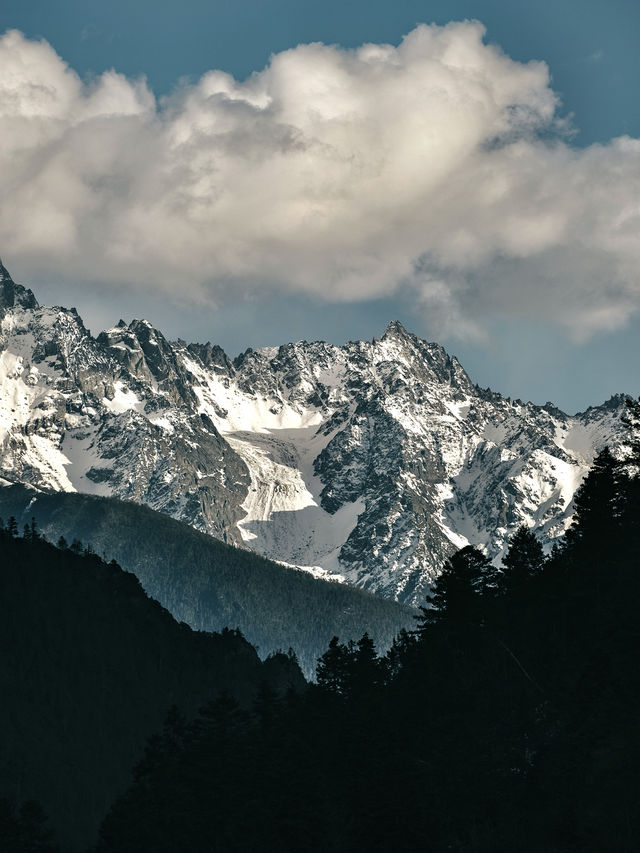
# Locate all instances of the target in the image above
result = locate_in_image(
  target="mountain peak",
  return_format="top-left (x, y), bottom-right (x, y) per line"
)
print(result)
top-left (0, 258), bottom-right (39, 313)
top-left (382, 320), bottom-right (411, 340)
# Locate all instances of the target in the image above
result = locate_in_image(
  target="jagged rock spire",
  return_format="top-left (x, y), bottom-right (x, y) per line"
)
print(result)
top-left (0, 258), bottom-right (39, 312)
top-left (382, 320), bottom-right (411, 339)
top-left (0, 256), bottom-right (13, 282)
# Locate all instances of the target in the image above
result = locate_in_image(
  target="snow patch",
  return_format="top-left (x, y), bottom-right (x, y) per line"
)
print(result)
top-left (102, 382), bottom-right (145, 415)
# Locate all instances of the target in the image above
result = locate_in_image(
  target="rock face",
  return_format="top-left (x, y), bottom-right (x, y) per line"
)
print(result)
top-left (0, 261), bottom-right (249, 545)
top-left (0, 261), bottom-right (627, 604)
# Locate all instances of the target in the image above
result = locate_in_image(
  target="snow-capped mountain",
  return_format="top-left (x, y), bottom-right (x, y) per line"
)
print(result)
top-left (0, 260), bottom-right (627, 604)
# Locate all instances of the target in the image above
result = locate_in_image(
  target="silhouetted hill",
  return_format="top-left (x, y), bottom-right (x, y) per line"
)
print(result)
top-left (0, 530), bottom-right (304, 852)
top-left (0, 485), bottom-right (415, 677)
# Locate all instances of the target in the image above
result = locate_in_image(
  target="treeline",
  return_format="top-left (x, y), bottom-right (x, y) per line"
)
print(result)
top-left (0, 487), bottom-right (415, 677)
top-left (95, 406), bottom-right (640, 852)
top-left (0, 514), bottom-right (92, 555)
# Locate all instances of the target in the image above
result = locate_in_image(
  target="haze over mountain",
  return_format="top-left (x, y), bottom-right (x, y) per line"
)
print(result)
top-left (0, 260), bottom-right (627, 604)
top-left (0, 484), bottom-right (413, 678)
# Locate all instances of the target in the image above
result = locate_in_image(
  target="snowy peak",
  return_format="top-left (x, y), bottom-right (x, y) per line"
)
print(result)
top-left (0, 270), bottom-right (630, 604)
top-left (193, 326), bottom-right (626, 601)
top-left (0, 259), bottom-right (38, 314)
top-left (0, 288), bottom-right (248, 542)
top-left (127, 319), bottom-right (175, 381)
top-left (381, 319), bottom-right (410, 339)
top-left (187, 341), bottom-right (234, 377)
top-left (98, 318), bottom-right (197, 406)
top-left (374, 321), bottom-right (474, 393)
top-left (225, 325), bottom-right (474, 422)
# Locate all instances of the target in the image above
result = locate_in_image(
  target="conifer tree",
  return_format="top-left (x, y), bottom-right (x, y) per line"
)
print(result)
top-left (316, 636), bottom-right (350, 695)
top-left (563, 446), bottom-right (622, 554)
top-left (621, 396), bottom-right (640, 461)
top-left (350, 632), bottom-right (380, 694)
top-left (416, 545), bottom-right (491, 632)
top-left (501, 526), bottom-right (545, 595)
top-left (383, 628), bottom-right (416, 681)
top-left (620, 396), bottom-right (640, 545)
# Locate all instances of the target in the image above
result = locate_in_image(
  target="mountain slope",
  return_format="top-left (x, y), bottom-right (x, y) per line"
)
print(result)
top-left (0, 484), bottom-right (415, 678)
top-left (0, 260), bottom-right (627, 604)
top-left (0, 530), bottom-right (303, 852)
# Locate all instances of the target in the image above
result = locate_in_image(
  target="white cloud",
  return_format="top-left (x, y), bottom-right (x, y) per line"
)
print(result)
top-left (1, 23), bottom-right (639, 338)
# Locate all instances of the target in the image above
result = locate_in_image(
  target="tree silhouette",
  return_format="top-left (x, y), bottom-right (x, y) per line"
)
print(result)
top-left (500, 525), bottom-right (545, 595)
top-left (382, 628), bottom-right (416, 681)
top-left (316, 636), bottom-right (350, 695)
top-left (350, 632), bottom-right (380, 695)
top-left (621, 395), bottom-right (640, 460)
top-left (563, 446), bottom-right (622, 557)
top-left (620, 397), bottom-right (640, 547)
top-left (416, 545), bottom-right (491, 631)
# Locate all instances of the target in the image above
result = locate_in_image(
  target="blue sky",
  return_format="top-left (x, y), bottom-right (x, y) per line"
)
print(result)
top-left (4, 0), bottom-right (638, 146)
top-left (1, 0), bottom-right (639, 412)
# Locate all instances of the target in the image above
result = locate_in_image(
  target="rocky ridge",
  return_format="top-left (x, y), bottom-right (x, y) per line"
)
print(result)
top-left (0, 260), bottom-right (627, 604)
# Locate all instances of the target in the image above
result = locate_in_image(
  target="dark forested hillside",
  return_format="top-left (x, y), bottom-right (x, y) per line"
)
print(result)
top-left (0, 486), bottom-right (414, 677)
top-left (96, 431), bottom-right (640, 853)
top-left (0, 531), bottom-right (304, 852)
top-left (4, 410), bottom-right (640, 852)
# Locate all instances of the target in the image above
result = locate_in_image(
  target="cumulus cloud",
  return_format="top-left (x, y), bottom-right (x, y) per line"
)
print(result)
top-left (1, 23), bottom-right (639, 338)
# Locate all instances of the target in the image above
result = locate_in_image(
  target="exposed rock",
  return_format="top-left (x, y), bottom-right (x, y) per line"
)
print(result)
top-left (0, 262), bottom-right (629, 603)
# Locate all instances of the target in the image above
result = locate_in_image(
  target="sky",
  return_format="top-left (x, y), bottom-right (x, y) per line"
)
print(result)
top-left (1, 0), bottom-right (639, 413)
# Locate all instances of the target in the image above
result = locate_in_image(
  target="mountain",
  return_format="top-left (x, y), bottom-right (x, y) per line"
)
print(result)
top-left (0, 260), bottom-right (627, 604)
top-left (0, 484), bottom-right (414, 678)
top-left (0, 529), bottom-right (304, 852)
top-left (94, 442), bottom-right (640, 853)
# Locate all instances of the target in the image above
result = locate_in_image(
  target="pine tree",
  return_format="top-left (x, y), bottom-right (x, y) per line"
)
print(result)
top-left (500, 526), bottom-right (545, 595)
top-left (621, 396), bottom-right (640, 461)
top-left (350, 632), bottom-right (380, 694)
top-left (416, 546), bottom-right (491, 632)
top-left (563, 446), bottom-right (622, 554)
top-left (619, 397), bottom-right (640, 546)
top-left (7, 516), bottom-right (19, 538)
top-left (383, 628), bottom-right (416, 681)
top-left (316, 636), bottom-right (350, 695)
